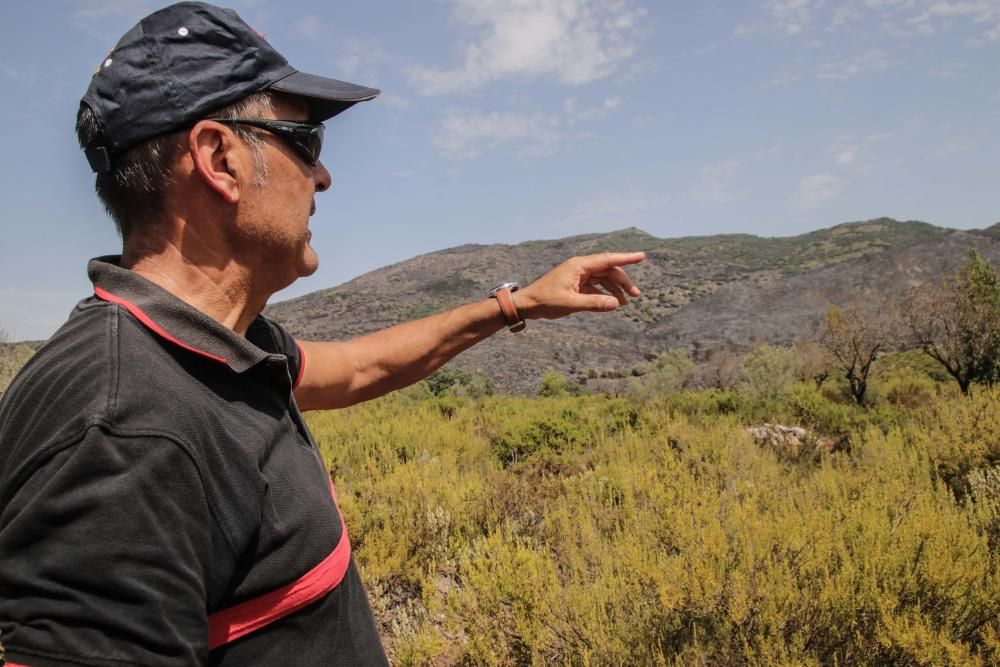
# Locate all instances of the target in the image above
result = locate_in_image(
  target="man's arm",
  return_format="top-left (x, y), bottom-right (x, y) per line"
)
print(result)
top-left (294, 252), bottom-right (645, 411)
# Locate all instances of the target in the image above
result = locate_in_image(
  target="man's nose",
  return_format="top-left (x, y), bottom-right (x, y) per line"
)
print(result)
top-left (314, 160), bottom-right (332, 192)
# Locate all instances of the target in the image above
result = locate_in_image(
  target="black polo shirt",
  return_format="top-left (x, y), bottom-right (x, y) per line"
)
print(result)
top-left (0, 257), bottom-right (387, 666)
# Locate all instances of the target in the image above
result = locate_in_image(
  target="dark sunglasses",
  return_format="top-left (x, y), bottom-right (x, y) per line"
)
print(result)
top-left (209, 118), bottom-right (325, 166)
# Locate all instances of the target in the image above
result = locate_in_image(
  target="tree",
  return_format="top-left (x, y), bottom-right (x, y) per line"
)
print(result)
top-left (627, 348), bottom-right (696, 399)
top-left (737, 344), bottom-right (799, 403)
top-left (818, 303), bottom-right (896, 406)
top-left (905, 250), bottom-right (1000, 395)
top-left (424, 367), bottom-right (496, 398)
top-left (794, 340), bottom-right (835, 389)
top-left (700, 348), bottom-right (742, 389)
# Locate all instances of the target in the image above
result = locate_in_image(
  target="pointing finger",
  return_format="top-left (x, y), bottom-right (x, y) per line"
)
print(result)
top-left (577, 251), bottom-right (646, 273)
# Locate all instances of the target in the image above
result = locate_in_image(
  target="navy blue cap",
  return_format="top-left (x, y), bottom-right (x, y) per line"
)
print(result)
top-left (81, 2), bottom-right (379, 172)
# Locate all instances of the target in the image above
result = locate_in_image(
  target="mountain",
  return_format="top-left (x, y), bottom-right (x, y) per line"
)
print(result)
top-left (265, 218), bottom-right (1000, 393)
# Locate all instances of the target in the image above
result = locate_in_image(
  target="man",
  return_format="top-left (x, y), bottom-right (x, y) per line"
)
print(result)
top-left (0, 2), bottom-right (644, 665)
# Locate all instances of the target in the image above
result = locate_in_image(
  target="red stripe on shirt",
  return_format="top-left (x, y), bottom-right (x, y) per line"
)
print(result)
top-left (93, 286), bottom-right (229, 365)
top-left (207, 480), bottom-right (351, 650)
top-left (293, 340), bottom-right (307, 389)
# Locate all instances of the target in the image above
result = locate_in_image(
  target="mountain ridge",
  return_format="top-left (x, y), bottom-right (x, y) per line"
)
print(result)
top-left (266, 218), bottom-right (999, 393)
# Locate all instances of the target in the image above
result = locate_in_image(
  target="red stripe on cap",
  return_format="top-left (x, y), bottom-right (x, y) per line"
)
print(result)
top-left (293, 340), bottom-right (307, 389)
top-left (6, 662), bottom-right (32, 666)
top-left (94, 286), bottom-right (228, 365)
top-left (207, 480), bottom-right (351, 650)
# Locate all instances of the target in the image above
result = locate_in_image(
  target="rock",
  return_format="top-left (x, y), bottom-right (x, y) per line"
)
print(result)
top-left (746, 423), bottom-right (848, 460)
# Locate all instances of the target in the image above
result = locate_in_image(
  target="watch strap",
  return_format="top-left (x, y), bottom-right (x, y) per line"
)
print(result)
top-left (493, 287), bottom-right (526, 333)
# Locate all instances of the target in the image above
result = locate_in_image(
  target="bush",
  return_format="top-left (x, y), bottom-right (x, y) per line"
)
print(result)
top-left (627, 348), bottom-right (695, 399)
top-left (0, 341), bottom-right (34, 396)
top-left (306, 386), bottom-right (1000, 665)
top-left (536, 370), bottom-right (583, 398)
top-left (737, 343), bottom-right (800, 403)
top-left (423, 366), bottom-right (495, 399)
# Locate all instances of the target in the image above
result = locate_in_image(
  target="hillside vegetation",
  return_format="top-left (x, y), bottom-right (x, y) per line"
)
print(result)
top-left (311, 371), bottom-right (1000, 665)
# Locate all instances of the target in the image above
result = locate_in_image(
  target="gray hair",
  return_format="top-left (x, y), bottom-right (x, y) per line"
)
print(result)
top-left (76, 91), bottom-right (275, 240)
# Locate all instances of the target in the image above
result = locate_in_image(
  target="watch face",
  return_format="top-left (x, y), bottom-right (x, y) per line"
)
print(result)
top-left (489, 282), bottom-right (520, 297)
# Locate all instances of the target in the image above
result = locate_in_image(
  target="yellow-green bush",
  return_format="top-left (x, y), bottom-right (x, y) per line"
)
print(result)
top-left (307, 386), bottom-right (1000, 665)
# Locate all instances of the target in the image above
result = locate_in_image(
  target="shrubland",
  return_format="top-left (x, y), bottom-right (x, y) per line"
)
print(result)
top-left (309, 368), bottom-right (1000, 666)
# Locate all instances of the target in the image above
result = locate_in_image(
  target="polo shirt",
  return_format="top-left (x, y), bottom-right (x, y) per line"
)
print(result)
top-left (0, 257), bottom-right (387, 666)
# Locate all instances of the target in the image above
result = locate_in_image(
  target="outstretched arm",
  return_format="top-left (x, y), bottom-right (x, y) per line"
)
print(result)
top-left (293, 252), bottom-right (645, 410)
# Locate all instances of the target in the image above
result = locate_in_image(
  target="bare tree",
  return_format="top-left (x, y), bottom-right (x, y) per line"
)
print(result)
top-left (904, 250), bottom-right (1000, 395)
top-left (818, 303), bottom-right (897, 406)
top-left (794, 340), bottom-right (835, 389)
top-left (700, 348), bottom-right (742, 389)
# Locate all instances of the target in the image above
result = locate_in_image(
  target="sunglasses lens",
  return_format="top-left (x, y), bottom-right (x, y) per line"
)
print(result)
top-left (308, 126), bottom-right (323, 164)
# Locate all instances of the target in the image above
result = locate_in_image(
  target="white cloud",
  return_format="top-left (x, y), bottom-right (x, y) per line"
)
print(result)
top-left (736, 0), bottom-right (822, 37)
top-left (696, 160), bottom-right (744, 204)
top-left (292, 17), bottom-right (390, 83)
top-left (932, 140), bottom-right (973, 158)
top-left (379, 93), bottom-right (412, 110)
top-left (435, 94), bottom-right (621, 160)
top-left (766, 0), bottom-right (819, 35)
top-left (565, 96), bottom-right (624, 123)
top-left (433, 110), bottom-right (561, 159)
top-left (841, 0), bottom-right (999, 39)
top-left (817, 49), bottom-right (889, 80)
top-left (835, 146), bottom-right (858, 165)
top-left (829, 133), bottom-right (891, 175)
top-left (793, 173), bottom-right (841, 208)
top-left (749, 0), bottom-right (1000, 41)
top-left (764, 63), bottom-right (807, 87)
top-left (407, 0), bottom-right (646, 95)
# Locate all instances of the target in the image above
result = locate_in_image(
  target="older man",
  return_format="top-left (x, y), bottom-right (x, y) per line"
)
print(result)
top-left (0, 2), bottom-right (643, 665)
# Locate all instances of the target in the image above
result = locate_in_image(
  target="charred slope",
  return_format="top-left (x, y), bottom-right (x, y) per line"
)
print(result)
top-left (266, 219), bottom-right (992, 393)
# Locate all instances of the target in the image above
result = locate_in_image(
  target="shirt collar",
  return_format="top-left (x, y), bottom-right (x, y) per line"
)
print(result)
top-left (88, 255), bottom-right (279, 374)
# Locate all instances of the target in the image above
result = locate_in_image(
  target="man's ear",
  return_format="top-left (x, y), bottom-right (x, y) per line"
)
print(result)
top-left (188, 121), bottom-right (243, 204)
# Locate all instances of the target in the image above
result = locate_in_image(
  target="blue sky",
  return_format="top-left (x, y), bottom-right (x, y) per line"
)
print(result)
top-left (1, 0), bottom-right (999, 340)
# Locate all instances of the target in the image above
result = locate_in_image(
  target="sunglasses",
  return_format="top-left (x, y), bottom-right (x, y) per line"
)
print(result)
top-left (209, 118), bottom-right (325, 166)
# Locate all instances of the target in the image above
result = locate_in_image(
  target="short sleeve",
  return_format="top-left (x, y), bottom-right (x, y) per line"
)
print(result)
top-left (0, 426), bottom-right (212, 667)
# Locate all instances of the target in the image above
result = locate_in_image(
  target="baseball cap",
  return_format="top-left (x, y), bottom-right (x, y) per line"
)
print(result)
top-left (81, 1), bottom-right (380, 172)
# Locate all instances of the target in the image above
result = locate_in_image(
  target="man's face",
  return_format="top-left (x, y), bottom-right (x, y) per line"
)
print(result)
top-left (236, 94), bottom-right (332, 290)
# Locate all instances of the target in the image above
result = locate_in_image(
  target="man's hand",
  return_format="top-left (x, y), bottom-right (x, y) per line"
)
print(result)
top-left (515, 252), bottom-right (646, 320)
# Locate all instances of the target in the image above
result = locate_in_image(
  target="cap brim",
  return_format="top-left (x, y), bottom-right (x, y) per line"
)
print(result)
top-left (270, 71), bottom-right (380, 122)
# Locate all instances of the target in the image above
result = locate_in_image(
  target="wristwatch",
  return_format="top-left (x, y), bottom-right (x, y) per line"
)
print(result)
top-left (488, 282), bottom-right (526, 333)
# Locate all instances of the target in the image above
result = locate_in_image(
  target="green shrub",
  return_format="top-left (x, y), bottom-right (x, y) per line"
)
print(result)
top-left (738, 343), bottom-right (800, 403)
top-left (627, 348), bottom-right (695, 399)
top-left (536, 370), bottom-right (583, 397)
top-left (306, 387), bottom-right (1000, 665)
top-left (0, 341), bottom-right (34, 395)
top-left (423, 366), bottom-right (495, 398)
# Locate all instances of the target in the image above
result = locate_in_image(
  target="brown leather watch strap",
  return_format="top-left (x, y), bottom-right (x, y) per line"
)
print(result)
top-left (494, 288), bottom-right (526, 333)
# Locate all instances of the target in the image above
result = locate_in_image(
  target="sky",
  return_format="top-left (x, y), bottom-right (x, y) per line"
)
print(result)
top-left (1, 0), bottom-right (999, 340)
